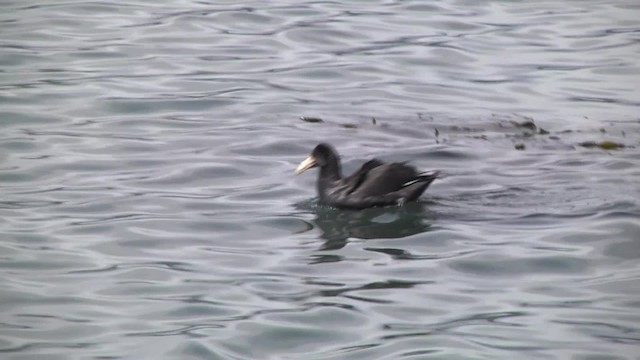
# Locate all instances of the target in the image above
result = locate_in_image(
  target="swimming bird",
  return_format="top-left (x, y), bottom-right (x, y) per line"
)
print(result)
top-left (295, 143), bottom-right (439, 209)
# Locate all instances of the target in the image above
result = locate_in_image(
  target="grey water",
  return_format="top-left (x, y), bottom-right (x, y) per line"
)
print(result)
top-left (1, 0), bottom-right (639, 359)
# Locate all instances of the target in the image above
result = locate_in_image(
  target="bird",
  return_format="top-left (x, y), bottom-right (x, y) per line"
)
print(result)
top-left (295, 143), bottom-right (439, 209)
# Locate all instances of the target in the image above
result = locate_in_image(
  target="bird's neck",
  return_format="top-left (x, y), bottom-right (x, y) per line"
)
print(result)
top-left (319, 158), bottom-right (342, 182)
top-left (316, 159), bottom-right (342, 201)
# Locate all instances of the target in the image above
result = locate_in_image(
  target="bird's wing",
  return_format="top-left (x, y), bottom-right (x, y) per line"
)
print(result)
top-left (340, 159), bottom-right (384, 194)
top-left (351, 162), bottom-right (421, 197)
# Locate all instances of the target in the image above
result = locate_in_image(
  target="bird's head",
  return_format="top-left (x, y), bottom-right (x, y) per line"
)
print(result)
top-left (295, 143), bottom-right (338, 175)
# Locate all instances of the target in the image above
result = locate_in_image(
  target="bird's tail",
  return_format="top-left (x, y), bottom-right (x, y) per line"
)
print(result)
top-left (398, 170), bottom-right (440, 202)
top-left (416, 170), bottom-right (440, 184)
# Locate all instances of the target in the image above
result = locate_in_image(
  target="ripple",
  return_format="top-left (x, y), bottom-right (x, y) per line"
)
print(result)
top-left (1, 0), bottom-right (640, 359)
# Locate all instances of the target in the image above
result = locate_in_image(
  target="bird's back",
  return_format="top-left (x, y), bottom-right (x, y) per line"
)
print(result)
top-left (350, 162), bottom-right (421, 197)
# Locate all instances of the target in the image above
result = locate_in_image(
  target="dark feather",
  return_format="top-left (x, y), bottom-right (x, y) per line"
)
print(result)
top-left (296, 143), bottom-right (439, 209)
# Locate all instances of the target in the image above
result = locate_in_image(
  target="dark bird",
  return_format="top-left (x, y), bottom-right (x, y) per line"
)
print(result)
top-left (295, 143), bottom-right (439, 209)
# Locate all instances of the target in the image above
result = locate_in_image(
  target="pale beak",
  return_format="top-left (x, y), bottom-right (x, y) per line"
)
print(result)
top-left (295, 155), bottom-right (317, 175)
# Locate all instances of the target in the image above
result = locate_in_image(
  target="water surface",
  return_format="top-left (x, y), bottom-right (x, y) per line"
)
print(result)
top-left (1, 1), bottom-right (639, 359)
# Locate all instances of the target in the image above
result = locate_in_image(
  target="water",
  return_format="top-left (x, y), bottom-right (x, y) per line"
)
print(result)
top-left (1, 1), bottom-right (639, 359)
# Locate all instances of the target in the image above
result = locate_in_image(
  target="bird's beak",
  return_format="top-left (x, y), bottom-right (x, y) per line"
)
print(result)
top-left (295, 155), bottom-right (316, 175)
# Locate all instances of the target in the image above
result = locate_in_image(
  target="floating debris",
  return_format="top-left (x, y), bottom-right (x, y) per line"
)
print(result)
top-left (371, 117), bottom-right (377, 125)
top-left (340, 123), bottom-right (357, 129)
top-left (300, 116), bottom-right (324, 123)
top-left (512, 120), bottom-right (537, 131)
top-left (417, 113), bottom-right (433, 121)
top-left (434, 128), bottom-right (439, 138)
top-left (538, 128), bottom-right (549, 135)
top-left (515, 143), bottom-right (525, 150)
top-left (578, 141), bottom-right (625, 150)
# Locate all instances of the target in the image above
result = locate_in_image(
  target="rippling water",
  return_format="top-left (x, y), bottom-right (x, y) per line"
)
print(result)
top-left (2, 1), bottom-right (640, 359)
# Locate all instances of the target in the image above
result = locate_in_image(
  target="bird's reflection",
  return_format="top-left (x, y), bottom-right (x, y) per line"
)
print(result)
top-left (313, 202), bottom-right (434, 250)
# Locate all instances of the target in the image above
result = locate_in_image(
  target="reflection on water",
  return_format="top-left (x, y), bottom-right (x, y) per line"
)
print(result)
top-left (313, 202), bottom-right (434, 250)
top-left (2, 0), bottom-right (640, 359)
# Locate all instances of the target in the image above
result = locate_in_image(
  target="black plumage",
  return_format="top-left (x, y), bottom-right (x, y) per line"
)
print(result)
top-left (295, 143), bottom-right (439, 209)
